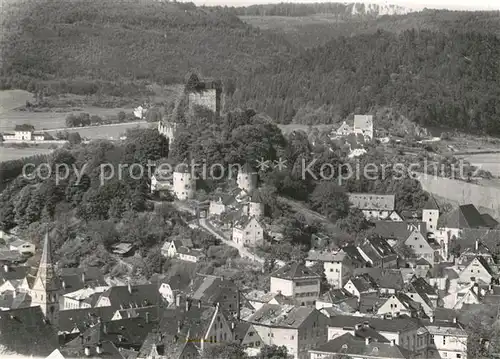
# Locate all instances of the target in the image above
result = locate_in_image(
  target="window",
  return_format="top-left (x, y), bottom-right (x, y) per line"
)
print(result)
top-left (443, 353), bottom-right (447, 357)
top-left (443, 336), bottom-right (446, 345)
top-left (457, 355), bottom-right (461, 359)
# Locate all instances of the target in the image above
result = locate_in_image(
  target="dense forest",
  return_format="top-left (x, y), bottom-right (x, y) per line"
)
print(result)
top-left (230, 29), bottom-right (500, 135)
top-left (1, 0), bottom-right (500, 134)
top-left (0, 0), bottom-right (293, 95)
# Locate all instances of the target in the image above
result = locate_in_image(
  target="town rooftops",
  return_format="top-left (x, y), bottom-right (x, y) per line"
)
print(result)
top-left (361, 236), bottom-right (397, 260)
top-left (58, 306), bottom-right (116, 334)
top-left (348, 273), bottom-right (379, 293)
top-left (423, 319), bottom-right (467, 336)
top-left (407, 277), bottom-right (437, 297)
top-left (311, 333), bottom-right (412, 359)
top-left (306, 250), bottom-right (346, 263)
top-left (348, 193), bottom-right (395, 211)
top-left (341, 245), bottom-right (367, 265)
top-left (439, 204), bottom-right (490, 229)
top-left (354, 268), bottom-right (404, 291)
top-left (372, 220), bottom-right (426, 241)
top-left (0, 306), bottom-right (59, 357)
top-left (97, 284), bottom-right (159, 311)
top-left (328, 314), bottom-right (421, 332)
top-left (271, 262), bottom-right (320, 280)
top-left (246, 303), bottom-right (315, 329)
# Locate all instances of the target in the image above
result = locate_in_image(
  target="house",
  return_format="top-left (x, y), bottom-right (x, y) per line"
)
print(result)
top-left (309, 333), bottom-right (415, 359)
top-left (353, 268), bottom-right (404, 295)
top-left (311, 232), bottom-right (335, 250)
top-left (443, 284), bottom-right (481, 310)
top-left (458, 256), bottom-right (494, 285)
top-left (0, 306), bottom-right (59, 357)
top-left (154, 273), bottom-right (191, 305)
top-left (245, 304), bottom-right (329, 359)
top-left (424, 318), bottom-right (468, 359)
top-left (209, 192), bottom-right (238, 216)
top-left (327, 315), bottom-right (426, 354)
top-left (61, 286), bottom-right (109, 310)
top-left (348, 193), bottom-right (395, 220)
top-left (343, 273), bottom-right (378, 298)
top-left (186, 274), bottom-right (241, 316)
top-left (177, 247), bottom-right (205, 263)
top-left (57, 306), bottom-right (116, 337)
top-left (245, 290), bottom-right (293, 311)
top-left (456, 240), bottom-right (495, 269)
top-left (377, 293), bottom-right (423, 319)
top-left (306, 251), bottom-right (355, 289)
top-left (150, 168), bottom-right (173, 195)
top-left (161, 237), bottom-right (194, 258)
top-left (270, 262), bottom-right (321, 306)
top-left (8, 239), bottom-right (35, 256)
top-left (315, 289), bottom-right (358, 312)
top-left (232, 216), bottom-right (264, 247)
top-left (110, 242), bottom-right (135, 257)
top-left (233, 322), bottom-right (264, 349)
top-left (0, 264), bottom-right (30, 293)
top-left (354, 115), bottom-right (374, 140)
top-left (58, 267), bottom-right (108, 295)
top-left (357, 236), bottom-right (398, 268)
top-left (404, 227), bottom-right (439, 264)
top-left (335, 121), bottom-right (352, 137)
top-left (405, 277), bottom-right (438, 316)
top-left (372, 221), bottom-right (427, 246)
top-left (94, 283), bottom-right (159, 311)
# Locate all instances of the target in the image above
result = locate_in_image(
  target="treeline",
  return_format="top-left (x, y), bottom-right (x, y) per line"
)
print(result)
top-left (230, 2), bottom-right (407, 17)
top-left (230, 29), bottom-right (500, 135)
top-left (65, 111), bottom-right (137, 128)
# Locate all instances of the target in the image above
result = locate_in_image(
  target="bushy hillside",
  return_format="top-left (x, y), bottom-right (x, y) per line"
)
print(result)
top-left (241, 9), bottom-right (500, 48)
top-left (0, 0), bottom-right (293, 94)
top-left (230, 29), bottom-right (500, 135)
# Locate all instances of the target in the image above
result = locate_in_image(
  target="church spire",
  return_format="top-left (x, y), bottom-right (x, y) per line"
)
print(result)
top-left (34, 231), bottom-right (60, 292)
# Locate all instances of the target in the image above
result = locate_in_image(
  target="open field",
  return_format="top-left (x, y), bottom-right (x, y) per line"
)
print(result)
top-left (460, 153), bottom-right (500, 177)
top-left (0, 90), bottom-right (35, 113)
top-left (46, 121), bottom-right (155, 140)
top-left (240, 14), bottom-right (346, 31)
top-left (0, 146), bottom-right (54, 162)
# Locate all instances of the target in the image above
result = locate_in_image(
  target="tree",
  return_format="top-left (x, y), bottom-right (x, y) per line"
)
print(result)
top-left (259, 345), bottom-right (291, 359)
top-left (202, 343), bottom-right (247, 359)
top-left (338, 208), bottom-right (371, 234)
top-left (0, 203), bottom-right (16, 231)
top-left (309, 182), bottom-right (350, 221)
top-left (117, 111), bottom-right (127, 123)
top-left (67, 132), bottom-right (82, 145)
top-left (65, 114), bottom-right (77, 127)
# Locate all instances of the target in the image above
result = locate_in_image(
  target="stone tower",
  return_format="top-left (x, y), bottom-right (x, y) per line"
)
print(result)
top-left (30, 232), bottom-right (61, 327)
top-left (422, 195), bottom-right (440, 233)
top-left (237, 163), bottom-right (258, 193)
top-left (173, 163), bottom-right (196, 200)
top-left (247, 197), bottom-right (264, 218)
top-left (158, 120), bottom-right (177, 149)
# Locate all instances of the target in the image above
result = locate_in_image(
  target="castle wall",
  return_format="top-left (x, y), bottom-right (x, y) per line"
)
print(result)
top-left (188, 89), bottom-right (222, 117)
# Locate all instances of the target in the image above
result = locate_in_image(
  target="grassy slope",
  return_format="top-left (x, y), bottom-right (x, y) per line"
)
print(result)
top-left (1, 0), bottom-right (293, 84)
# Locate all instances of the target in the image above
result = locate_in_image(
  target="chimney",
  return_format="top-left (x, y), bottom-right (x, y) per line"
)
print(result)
top-left (390, 339), bottom-right (395, 346)
top-left (363, 321), bottom-right (370, 328)
top-left (175, 294), bottom-right (181, 307)
top-left (12, 291), bottom-right (16, 299)
top-left (96, 344), bottom-right (102, 354)
top-left (84, 347), bottom-right (91, 356)
top-left (3, 264), bottom-right (9, 272)
top-left (62, 281), bottom-right (66, 289)
top-left (475, 240), bottom-right (479, 251)
top-left (127, 282), bottom-right (132, 294)
top-left (365, 337), bottom-right (371, 345)
top-left (355, 323), bottom-right (362, 331)
top-left (81, 272), bottom-right (86, 283)
top-left (177, 320), bottom-right (182, 334)
top-left (453, 317), bottom-right (457, 324)
top-left (146, 312), bottom-right (150, 324)
top-left (430, 316), bottom-right (434, 323)
top-left (231, 322), bottom-right (235, 330)
top-left (185, 298), bottom-right (190, 311)
top-left (103, 322), bottom-right (107, 334)
top-left (473, 283), bottom-right (479, 295)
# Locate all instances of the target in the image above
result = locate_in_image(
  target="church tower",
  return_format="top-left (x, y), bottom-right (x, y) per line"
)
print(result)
top-left (30, 232), bottom-right (61, 327)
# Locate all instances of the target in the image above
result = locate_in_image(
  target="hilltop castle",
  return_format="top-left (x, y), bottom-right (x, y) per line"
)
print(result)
top-left (158, 74), bottom-right (223, 148)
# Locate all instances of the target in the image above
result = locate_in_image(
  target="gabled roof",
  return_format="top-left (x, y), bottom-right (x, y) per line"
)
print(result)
top-left (0, 306), bottom-right (59, 356)
top-left (311, 333), bottom-right (411, 359)
top-left (481, 214), bottom-right (499, 229)
top-left (353, 115), bottom-right (374, 130)
top-left (58, 306), bottom-right (116, 334)
top-left (319, 288), bottom-right (355, 304)
top-left (372, 221), bottom-right (426, 241)
top-left (271, 262), bottom-right (320, 280)
top-left (465, 256), bottom-right (495, 277)
top-left (423, 196), bottom-right (440, 211)
top-left (408, 277), bottom-right (437, 297)
top-left (14, 124), bottom-right (35, 132)
top-left (354, 268), bottom-right (403, 291)
top-left (348, 193), bottom-right (395, 211)
top-left (348, 273), bottom-right (379, 293)
top-left (328, 315), bottom-right (420, 332)
top-left (341, 245), bottom-right (367, 266)
top-left (389, 293), bottom-right (422, 313)
top-left (245, 304), bottom-right (316, 329)
top-left (97, 284), bottom-right (159, 311)
top-left (439, 204), bottom-right (488, 229)
top-left (0, 265), bottom-right (30, 282)
top-left (361, 236), bottom-right (397, 260)
top-left (187, 274), bottom-right (238, 304)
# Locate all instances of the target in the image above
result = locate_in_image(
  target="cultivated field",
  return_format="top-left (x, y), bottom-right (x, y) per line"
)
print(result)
top-left (461, 153), bottom-right (500, 177)
top-left (0, 146), bottom-right (54, 162)
top-left (46, 121), bottom-right (155, 140)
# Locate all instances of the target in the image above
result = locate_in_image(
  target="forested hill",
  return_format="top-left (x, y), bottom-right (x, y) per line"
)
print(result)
top-left (229, 29), bottom-right (500, 135)
top-left (0, 0), bottom-right (293, 92)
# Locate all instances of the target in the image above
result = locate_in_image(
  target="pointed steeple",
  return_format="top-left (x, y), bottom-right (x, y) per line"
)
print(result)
top-left (34, 231), bottom-right (60, 292)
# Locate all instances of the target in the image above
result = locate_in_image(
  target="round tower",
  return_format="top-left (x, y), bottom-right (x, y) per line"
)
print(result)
top-left (173, 163), bottom-right (196, 200)
top-left (237, 163), bottom-right (258, 193)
